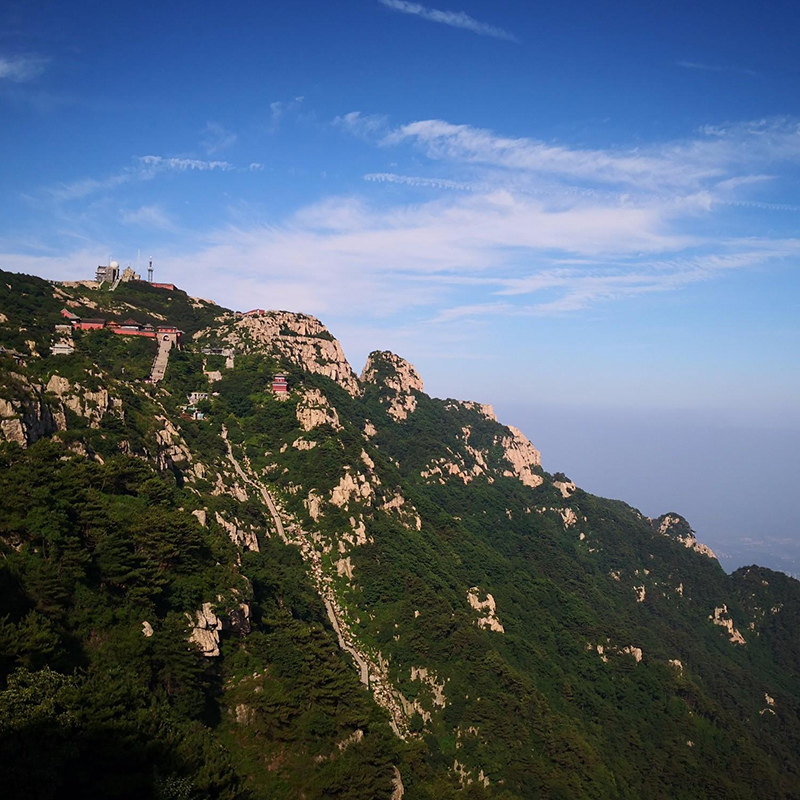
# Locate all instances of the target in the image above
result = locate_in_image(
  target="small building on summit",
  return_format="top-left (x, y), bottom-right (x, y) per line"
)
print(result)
top-left (272, 373), bottom-right (288, 396)
top-left (96, 261), bottom-right (120, 285)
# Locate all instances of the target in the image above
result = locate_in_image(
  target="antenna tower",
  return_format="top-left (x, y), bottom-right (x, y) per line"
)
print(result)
top-left (148, 257), bottom-right (154, 283)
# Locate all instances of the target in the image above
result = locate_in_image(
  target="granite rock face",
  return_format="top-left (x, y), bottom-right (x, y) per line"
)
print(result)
top-left (361, 351), bottom-right (424, 422)
top-left (499, 425), bottom-right (543, 489)
top-left (214, 311), bottom-right (361, 396)
top-left (653, 513), bottom-right (717, 559)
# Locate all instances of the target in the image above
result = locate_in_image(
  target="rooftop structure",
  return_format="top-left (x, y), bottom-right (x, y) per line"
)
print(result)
top-left (272, 373), bottom-right (289, 396)
top-left (96, 261), bottom-right (120, 285)
top-left (63, 310), bottom-right (183, 343)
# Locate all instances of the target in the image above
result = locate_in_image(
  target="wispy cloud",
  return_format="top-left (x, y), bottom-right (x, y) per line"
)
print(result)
top-left (364, 172), bottom-right (477, 191)
top-left (47, 156), bottom-right (239, 201)
top-left (201, 122), bottom-right (238, 155)
top-left (0, 54), bottom-right (49, 82)
top-left (377, 0), bottom-right (517, 42)
top-left (333, 111), bottom-right (389, 139)
top-left (269, 95), bottom-right (305, 132)
top-left (119, 204), bottom-right (176, 231)
top-left (17, 112), bottom-right (800, 341)
top-left (48, 172), bottom-right (138, 201)
top-left (677, 60), bottom-right (757, 77)
top-left (381, 119), bottom-right (717, 188)
top-left (138, 155), bottom-right (235, 172)
top-left (377, 117), bottom-right (800, 192)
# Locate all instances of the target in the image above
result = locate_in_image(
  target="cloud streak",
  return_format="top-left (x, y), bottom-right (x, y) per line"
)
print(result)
top-left (377, 0), bottom-right (517, 41)
top-left (201, 122), bottom-right (238, 155)
top-left (17, 112), bottom-right (800, 346)
top-left (0, 54), bottom-right (49, 82)
top-left (47, 155), bottom-right (244, 201)
top-left (378, 117), bottom-right (800, 195)
top-left (119, 204), bottom-right (176, 231)
top-left (677, 60), bottom-right (757, 77)
top-left (269, 95), bottom-right (305, 132)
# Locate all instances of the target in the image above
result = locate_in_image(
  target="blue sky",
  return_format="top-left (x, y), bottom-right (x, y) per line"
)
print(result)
top-left (2, 0), bottom-right (799, 558)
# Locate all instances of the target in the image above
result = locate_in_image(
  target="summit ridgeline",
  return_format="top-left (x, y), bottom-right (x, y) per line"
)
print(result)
top-left (1, 268), bottom-right (799, 800)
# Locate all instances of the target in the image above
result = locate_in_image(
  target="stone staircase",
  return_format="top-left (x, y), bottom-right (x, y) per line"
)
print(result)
top-left (149, 335), bottom-right (174, 383)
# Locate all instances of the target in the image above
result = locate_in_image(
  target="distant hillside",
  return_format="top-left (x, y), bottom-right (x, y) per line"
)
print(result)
top-left (1, 268), bottom-right (799, 800)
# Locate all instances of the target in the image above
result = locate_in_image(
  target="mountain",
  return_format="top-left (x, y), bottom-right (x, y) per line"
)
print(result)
top-left (1, 268), bottom-right (798, 800)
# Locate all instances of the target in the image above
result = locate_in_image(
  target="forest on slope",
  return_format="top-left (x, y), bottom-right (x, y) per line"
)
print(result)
top-left (1, 268), bottom-right (798, 800)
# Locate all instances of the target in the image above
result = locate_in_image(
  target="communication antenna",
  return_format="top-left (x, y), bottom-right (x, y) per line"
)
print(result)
top-left (148, 257), bottom-right (154, 283)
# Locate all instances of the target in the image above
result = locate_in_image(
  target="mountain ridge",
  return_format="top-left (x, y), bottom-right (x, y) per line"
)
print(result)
top-left (1, 268), bottom-right (798, 800)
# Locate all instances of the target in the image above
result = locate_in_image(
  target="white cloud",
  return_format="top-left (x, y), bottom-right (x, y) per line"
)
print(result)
top-left (201, 122), bottom-right (238, 155)
top-left (378, 117), bottom-right (800, 193)
top-left (364, 172), bottom-right (477, 191)
top-left (333, 111), bottom-right (389, 139)
top-left (377, 0), bottom-right (517, 41)
top-left (138, 155), bottom-right (234, 171)
top-left (0, 54), bottom-right (49, 82)
top-left (19, 113), bottom-right (800, 345)
top-left (381, 119), bottom-right (719, 188)
top-left (49, 172), bottom-right (137, 201)
top-left (269, 96), bottom-right (305, 131)
top-left (47, 155), bottom-right (240, 201)
top-left (119, 204), bottom-right (176, 231)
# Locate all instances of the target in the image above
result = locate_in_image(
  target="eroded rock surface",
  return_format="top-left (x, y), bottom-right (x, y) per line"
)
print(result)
top-left (499, 425), bottom-right (543, 488)
top-left (654, 513), bottom-right (716, 559)
top-left (296, 388), bottom-right (342, 432)
top-left (709, 604), bottom-right (746, 645)
top-left (361, 351), bottom-right (424, 422)
top-left (467, 587), bottom-right (505, 633)
top-left (214, 311), bottom-right (361, 396)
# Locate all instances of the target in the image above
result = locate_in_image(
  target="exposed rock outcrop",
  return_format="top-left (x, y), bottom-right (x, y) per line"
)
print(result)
top-left (453, 400), bottom-right (498, 422)
top-left (420, 454), bottom-right (484, 485)
top-left (553, 479), bottom-right (577, 498)
top-left (380, 491), bottom-right (422, 530)
top-left (187, 595), bottom-right (252, 657)
top-left (654, 513), bottom-right (716, 559)
top-left (215, 311), bottom-right (361, 396)
top-left (296, 388), bottom-right (342, 431)
top-left (188, 603), bottom-right (222, 657)
top-left (46, 374), bottom-right (121, 428)
top-left (214, 511), bottom-right (260, 552)
top-left (0, 374), bottom-right (65, 447)
top-left (361, 351), bottom-right (424, 422)
top-left (154, 415), bottom-right (193, 471)
top-left (709, 604), bottom-right (746, 645)
top-left (499, 425), bottom-right (543, 488)
top-left (467, 587), bottom-right (505, 633)
top-left (330, 469), bottom-right (375, 509)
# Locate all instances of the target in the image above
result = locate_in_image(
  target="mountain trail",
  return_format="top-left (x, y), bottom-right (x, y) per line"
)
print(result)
top-left (221, 425), bottom-right (409, 739)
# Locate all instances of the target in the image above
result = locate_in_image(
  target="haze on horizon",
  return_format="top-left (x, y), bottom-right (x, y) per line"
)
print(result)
top-left (1, 0), bottom-right (798, 571)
